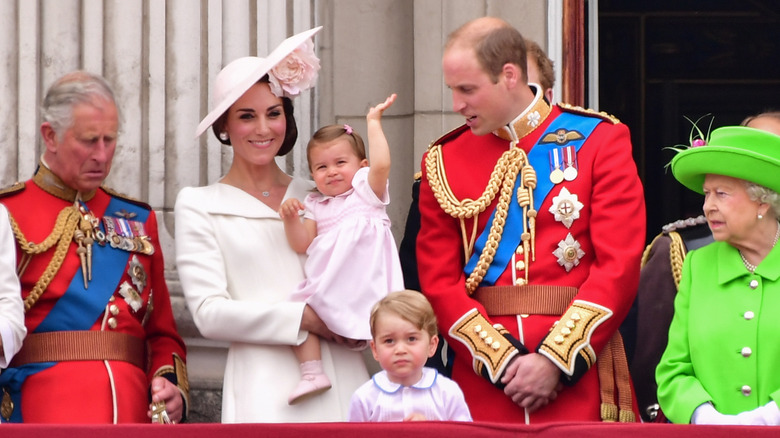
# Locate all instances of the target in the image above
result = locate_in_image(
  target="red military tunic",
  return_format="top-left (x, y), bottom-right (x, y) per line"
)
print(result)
top-left (0, 164), bottom-right (188, 423)
top-left (417, 89), bottom-right (645, 423)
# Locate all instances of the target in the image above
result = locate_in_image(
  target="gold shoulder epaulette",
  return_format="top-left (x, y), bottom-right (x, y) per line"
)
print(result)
top-left (100, 186), bottom-right (151, 210)
top-left (558, 102), bottom-right (621, 124)
top-left (427, 124), bottom-right (470, 150)
top-left (0, 182), bottom-right (25, 198)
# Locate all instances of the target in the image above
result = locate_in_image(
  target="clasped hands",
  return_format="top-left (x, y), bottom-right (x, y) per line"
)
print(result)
top-left (501, 353), bottom-right (563, 413)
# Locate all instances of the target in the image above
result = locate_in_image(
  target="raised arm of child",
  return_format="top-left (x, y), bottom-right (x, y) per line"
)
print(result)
top-left (279, 198), bottom-right (317, 254)
top-left (366, 93), bottom-right (397, 200)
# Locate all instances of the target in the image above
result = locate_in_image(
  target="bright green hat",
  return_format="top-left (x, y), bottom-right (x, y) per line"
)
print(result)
top-left (671, 126), bottom-right (780, 195)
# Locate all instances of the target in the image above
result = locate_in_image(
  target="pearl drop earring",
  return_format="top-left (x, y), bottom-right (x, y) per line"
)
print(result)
top-left (219, 132), bottom-right (229, 141)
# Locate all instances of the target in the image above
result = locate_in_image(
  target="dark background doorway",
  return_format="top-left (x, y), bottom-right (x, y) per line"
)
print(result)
top-left (598, 1), bottom-right (780, 240)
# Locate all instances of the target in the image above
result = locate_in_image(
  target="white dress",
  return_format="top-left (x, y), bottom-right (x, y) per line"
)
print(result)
top-left (291, 167), bottom-right (404, 340)
top-left (174, 179), bottom-right (368, 423)
top-left (0, 204), bottom-right (25, 368)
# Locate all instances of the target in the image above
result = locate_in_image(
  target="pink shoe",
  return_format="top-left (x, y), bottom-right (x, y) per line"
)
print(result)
top-left (288, 372), bottom-right (332, 405)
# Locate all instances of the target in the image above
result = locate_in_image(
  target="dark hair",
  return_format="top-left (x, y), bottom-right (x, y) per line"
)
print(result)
top-left (525, 39), bottom-right (555, 92)
top-left (306, 124), bottom-right (366, 171)
top-left (210, 75), bottom-right (298, 156)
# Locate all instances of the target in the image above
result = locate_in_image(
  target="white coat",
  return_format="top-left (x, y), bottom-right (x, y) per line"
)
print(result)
top-left (0, 204), bottom-right (26, 368)
top-left (175, 180), bottom-right (368, 423)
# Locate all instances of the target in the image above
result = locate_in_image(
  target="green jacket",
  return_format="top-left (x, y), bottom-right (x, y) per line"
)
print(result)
top-left (656, 240), bottom-right (780, 423)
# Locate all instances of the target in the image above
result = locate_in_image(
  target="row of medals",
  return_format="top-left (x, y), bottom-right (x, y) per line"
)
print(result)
top-left (74, 206), bottom-right (154, 288)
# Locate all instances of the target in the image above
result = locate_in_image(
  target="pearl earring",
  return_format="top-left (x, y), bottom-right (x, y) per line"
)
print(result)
top-left (219, 132), bottom-right (229, 141)
top-left (758, 214), bottom-right (764, 220)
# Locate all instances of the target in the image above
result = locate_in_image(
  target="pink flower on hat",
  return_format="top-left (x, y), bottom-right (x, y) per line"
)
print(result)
top-left (268, 39), bottom-right (321, 98)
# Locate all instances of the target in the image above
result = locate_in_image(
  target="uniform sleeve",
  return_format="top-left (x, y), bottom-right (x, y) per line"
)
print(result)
top-left (0, 205), bottom-right (26, 368)
top-left (174, 187), bottom-right (308, 346)
top-left (537, 122), bottom-right (646, 383)
top-left (655, 250), bottom-right (711, 424)
top-left (141, 208), bottom-right (189, 409)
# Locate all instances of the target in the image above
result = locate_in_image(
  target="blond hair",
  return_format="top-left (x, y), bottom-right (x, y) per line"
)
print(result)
top-left (370, 290), bottom-right (438, 339)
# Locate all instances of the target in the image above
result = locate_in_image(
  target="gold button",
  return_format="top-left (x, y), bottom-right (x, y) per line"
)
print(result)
top-left (491, 341), bottom-right (501, 350)
top-left (108, 318), bottom-right (117, 329)
top-left (561, 327), bottom-right (571, 336)
top-left (565, 320), bottom-right (575, 329)
top-left (480, 330), bottom-right (488, 339)
top-left (109, 304), bottom-right (119, 315)
top-left (571, 312), bottom-right (581, 321)
top-left (515, 246), bottom-right (524, 255)
top-left (109, 295), bottom-right (116, 302)
top-left (474, 325), bottom-right (482, 333)
top-left (554, 335), bottom-right (565, 344)
top-left (515, 261), bottom-right (525, 271)
top-left (515, 278), bottom-right (526, 286)
top-left (485, 337), bottom-right (493, 345)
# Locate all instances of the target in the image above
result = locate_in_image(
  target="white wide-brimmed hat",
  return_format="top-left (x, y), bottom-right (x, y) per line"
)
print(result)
top-left (195, 26), bottom-right (322, 138)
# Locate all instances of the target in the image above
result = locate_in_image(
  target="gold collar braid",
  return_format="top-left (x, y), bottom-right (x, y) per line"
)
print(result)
top-left (425, 143), bottom-right (537, 294)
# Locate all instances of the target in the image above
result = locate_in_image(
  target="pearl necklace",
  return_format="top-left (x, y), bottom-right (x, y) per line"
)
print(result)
top-left (739, 222), bottom-right (780, 273)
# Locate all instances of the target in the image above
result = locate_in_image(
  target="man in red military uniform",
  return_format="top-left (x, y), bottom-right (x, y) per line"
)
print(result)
top-left (417, 17), bottom-right (645, 423)
top-left (0, 71), bottom-right (188, 423)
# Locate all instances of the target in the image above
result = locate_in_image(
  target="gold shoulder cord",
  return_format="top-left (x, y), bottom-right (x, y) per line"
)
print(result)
top-left (667, 231), bottom-right (686, 290)
top-left (425, 143), bottom-right (537, 294)
top-left (640, 231), bottom-right (686, 291)
top-left (8, 206), bottom-right (81, 311)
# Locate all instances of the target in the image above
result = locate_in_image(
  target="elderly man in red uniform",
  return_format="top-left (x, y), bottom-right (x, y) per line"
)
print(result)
top-left (0, 71), bottom-right (188, 423)
top-left (417, 17), bottom-right (645, 423)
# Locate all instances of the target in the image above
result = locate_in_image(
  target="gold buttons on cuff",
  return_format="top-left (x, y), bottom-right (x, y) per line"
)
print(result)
top-left (554, 335), bottom-right (565, 344)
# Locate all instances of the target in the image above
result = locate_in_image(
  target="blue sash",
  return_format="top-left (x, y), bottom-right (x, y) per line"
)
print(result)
top-left (464, 112), bottom-right (601, 285)
top-left (0, 195), bottom-right (149, 423)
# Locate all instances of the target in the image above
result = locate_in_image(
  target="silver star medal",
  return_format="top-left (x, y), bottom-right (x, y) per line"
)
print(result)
top-left (553, 233), bottom-right (585, 272)
top-left (549, 187), bottom-right (584, 229)
top-left (118, 281), bottom-right (143, 312)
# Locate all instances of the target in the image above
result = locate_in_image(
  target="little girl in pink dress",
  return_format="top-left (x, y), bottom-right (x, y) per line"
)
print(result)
top-left (279, 94), bottom-right (404, 404)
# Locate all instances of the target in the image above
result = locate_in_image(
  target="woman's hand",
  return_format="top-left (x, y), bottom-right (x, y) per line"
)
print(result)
top-left (301, 305), bottom-right (338, 342)
top-left (300, 305), bottom-right (367, 349)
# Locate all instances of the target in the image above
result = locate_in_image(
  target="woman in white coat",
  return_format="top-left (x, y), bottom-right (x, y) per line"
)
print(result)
top-left (0, 204), bottom-right (26, 369)
top-left (174, 27), bottom-right (368, 423)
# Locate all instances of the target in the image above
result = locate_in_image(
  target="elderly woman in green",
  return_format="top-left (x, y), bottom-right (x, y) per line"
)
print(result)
top-left (656, 126), bottom-right (780, 425)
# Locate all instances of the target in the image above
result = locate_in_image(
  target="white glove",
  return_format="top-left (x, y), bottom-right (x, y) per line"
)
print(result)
top-left (735, 401), bottom-right (780, 426)
top-left (691, 402), bottom-right (740, 425)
